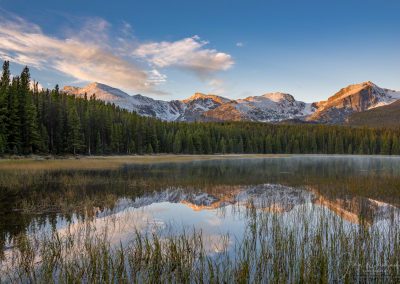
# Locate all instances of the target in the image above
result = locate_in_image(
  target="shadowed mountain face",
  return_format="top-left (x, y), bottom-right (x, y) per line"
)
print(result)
top-left (347, 100), bottom-right (400, 128)
top-left (63, 81), bottom-right (400, 124)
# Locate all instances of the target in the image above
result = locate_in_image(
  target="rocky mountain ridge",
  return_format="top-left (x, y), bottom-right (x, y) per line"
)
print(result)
top-left (62, 81), bottom-right (400, 124)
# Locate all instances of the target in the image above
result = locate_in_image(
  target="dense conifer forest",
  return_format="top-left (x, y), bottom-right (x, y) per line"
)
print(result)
top-left (0, 61), bottom-right (399, 156)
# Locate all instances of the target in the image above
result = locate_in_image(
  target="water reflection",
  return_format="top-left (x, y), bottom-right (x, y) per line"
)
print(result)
top-left (1, 156), bottom-right (400, 259)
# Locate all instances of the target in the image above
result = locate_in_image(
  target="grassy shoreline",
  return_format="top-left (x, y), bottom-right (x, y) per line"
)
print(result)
top-left (2, 153), bottom-right (400, 170)
top-left (0, 154), bottom-right (291, 170)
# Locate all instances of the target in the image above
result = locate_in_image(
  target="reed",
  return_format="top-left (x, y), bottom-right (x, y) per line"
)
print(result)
top-left (1, 200), bottom-right (399, 283)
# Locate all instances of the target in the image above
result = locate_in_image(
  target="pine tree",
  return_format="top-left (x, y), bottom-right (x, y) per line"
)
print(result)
top-left (173, 131), bottom-right (182, 154)
top-left (146, 143), bottom-right (154, 154)
top-left (2, 61), bottom-right (400, 157)
top-left (335, 137), bottom-right (344, 154)
top-left (218, 137), bottom-right (227, 154)
top-left (381, 134), bottom-right (391, 155)
top-left (6, 77), bottom-right (21, 153)
top-left (19, 67), bottom-right (40, 154)
top-left (391, 134), bottom-right (400, 155)
top-left (0, 61), bottom-right (10, 153)
top-left (67, 104), bottom-right (83, 155)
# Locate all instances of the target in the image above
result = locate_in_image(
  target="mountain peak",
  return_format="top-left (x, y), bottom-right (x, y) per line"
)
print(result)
top-left (351, 81), bottom-right (377, 89)
top-left (63, 82), bottom-right (131, 99)
top-left (62, 81), bottom-right (400, 125)
top-left (85, 82), bottom-right (105, 89)
top-left (182, 93), bottom-right (230, 104)
top-left (262, 92), bottom-right (295, 103)
top-left (308, 81), bottom-right (400, 123)
top-left (186, 92), bottom-right (209, 100)
top-left (329, 81), bottom-right (381, 102)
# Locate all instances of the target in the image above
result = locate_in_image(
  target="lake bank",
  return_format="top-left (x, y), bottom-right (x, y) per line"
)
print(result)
top-left (0, 154), bottom-right (290, 170)
top-left (2, 153), bottom-right (400, 171)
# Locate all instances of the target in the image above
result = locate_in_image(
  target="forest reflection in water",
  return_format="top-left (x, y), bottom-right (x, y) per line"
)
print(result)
top-left (1, 155), bottom-right (400, 282)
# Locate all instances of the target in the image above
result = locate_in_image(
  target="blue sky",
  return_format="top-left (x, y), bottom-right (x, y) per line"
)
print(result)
top-left (0, 0), bottom-right (399, 102)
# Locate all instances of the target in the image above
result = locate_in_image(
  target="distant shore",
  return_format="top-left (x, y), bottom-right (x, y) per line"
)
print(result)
top-left (0, 154), bottom-right (289, 170)
top-left (1, 154), bottom-right (398, 171)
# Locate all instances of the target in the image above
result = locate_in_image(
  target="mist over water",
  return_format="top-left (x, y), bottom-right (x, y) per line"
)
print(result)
top-left (1, 155), bottom-right (400, 281)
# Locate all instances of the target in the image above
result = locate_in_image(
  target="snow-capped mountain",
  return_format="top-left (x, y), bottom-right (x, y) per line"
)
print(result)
top-left (308, 81), bottom-right (400, 123)
top-left (203, 92), bottom-right (314, 122)
top-left (108, 184), bottom-right (312, 213)
top-left (63, 81), bottom-right (400, 124)
top-left (62, 83), bottom-right (311, 122)
top-left (63, 82), bottom-right (185, 120)
top-left (180, 93), bottom-right (231, 121)
top-left (95, 184), bottom-right (398, 225)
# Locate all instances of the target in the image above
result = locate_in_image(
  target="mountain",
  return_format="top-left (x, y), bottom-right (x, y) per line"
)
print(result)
top-left (63, 82), bottom-right (185, 121)
top-left (99, 184), bottom-right (398, 225)
top-left (62, 83), bottom-right (312, 122)
top-left (203, 92), bottom-right (314, 122)
top-left (347, 100), bottom-right (400, 128)
top-left (307, 81), bottom-right (400, 124)
top-left (180, 93), bottom-right (231, 121)
top-left (63, 81), bottom-right (400, 124)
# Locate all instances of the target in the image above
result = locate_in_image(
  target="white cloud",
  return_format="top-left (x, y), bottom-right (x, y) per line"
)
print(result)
top-left (0, 13), bottom-right (234, 96)
top-left (147, 69), bottom-right (167, 85)
top-left (134, 36), bottom-right (234, 78)
top-left (29, 80), bottom-right (43, 91)
top-left (236, 42), bottom-right (244, 47)
top-left (0, 14), bottom-right (151, 93)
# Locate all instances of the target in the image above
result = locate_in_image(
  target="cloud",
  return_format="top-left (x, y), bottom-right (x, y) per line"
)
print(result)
top-left (236, 42), bottom-right (244, 47)
top-left (134, 36), bottom-right (234, 78)
top-left (0, 14), bottom-right (151, 93)
top-left (0, 12), bottom-right (234, 96)
top-left (29, 80), bottom-right (43, 91)
top-left (147, 69), bottom-right (167, 85)
top-left (208, 78), bottom-right (226, 95)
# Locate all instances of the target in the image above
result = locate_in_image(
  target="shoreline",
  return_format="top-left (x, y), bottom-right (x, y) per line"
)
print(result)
top-left (0, 154), bottom-right (399, 170)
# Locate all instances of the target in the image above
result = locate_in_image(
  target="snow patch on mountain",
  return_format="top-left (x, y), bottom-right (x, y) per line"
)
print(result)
top-left (63, 82), bottom-right (184, 121)
top-left (231, 93), bottom-right (314, 122)
top-left (63, 81), bottom-right (400, 124)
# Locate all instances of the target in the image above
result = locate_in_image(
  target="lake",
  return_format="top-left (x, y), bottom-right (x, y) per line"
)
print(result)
top-left (1, 155), bottom-right (400, 282)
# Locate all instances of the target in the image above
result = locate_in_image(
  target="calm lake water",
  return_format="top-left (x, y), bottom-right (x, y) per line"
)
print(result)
top-left (1, 155), bottom-right (400, 281)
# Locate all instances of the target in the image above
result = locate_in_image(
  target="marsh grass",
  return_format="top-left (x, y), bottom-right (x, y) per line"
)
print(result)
top-left (1, 156), bottom-right (400, 283)
top-left (1, 199), bottom-right (400, 283)
top-left (0, 154), bottom-right (283, 171)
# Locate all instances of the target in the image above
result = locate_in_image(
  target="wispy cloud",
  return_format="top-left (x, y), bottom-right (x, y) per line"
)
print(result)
top-left (208, 78), bottom-right (226, 95)
top-left (0, 12), bottom-right (233, 95)
top-left (0, 14), bottom-right (152, 93)
top-left (236, 42), bottom-right (244, 47)
top-left (134, 36), bottom-right (234, 79)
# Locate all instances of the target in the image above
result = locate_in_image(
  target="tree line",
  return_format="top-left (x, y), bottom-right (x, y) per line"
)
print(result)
top-left (0, 61), bottom-right (400, 156)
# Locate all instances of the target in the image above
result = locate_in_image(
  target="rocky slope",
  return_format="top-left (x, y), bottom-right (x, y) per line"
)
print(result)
top-left (203, 92), bottom-right (314, 122)
top-left (347, 100), bottom-right (400, 128)
top-left (63, 81), bottom-right (400, 124)
top-left (308, 81), bottom-right (400, 123)
top-left (62, 83), bottom-right (311, 122)
top-left (180, 93), bottom-right (231, 121)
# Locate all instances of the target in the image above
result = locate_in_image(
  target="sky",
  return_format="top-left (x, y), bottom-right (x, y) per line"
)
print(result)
top-left (0, 0), bottom-right (399, 102)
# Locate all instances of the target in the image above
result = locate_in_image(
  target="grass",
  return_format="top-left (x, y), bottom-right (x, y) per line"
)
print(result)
top-left (1, 156), bottom-right (400, 282)
top-left (0, 154), bottom-right (288, 171)
top-left (1, 200), bottom-right (399, 283)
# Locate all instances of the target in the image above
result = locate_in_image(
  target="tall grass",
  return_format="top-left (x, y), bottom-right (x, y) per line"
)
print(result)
top-left (1, 199), bottom-right (399, 283)
top-left (1, 156), bottom-right (400, 282)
